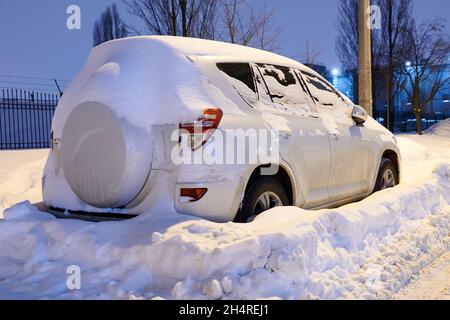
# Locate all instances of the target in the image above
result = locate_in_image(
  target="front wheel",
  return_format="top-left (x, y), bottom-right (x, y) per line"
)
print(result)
top-left (373, 158), bottom-right (398, 192)
top-left (235, 177), bottom-right (289, 223)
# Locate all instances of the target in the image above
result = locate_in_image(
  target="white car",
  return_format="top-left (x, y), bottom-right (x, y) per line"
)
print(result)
top-left (42, 36), bottom-right (401, 222)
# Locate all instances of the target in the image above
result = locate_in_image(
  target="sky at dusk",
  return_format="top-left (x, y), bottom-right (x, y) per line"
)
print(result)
top-left (0, 0), bottom-right (449, 90)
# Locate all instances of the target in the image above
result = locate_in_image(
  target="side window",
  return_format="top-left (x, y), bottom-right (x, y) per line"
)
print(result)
top-left (257, 64), bottom-right (315, 114)
top-left (217, 63), bottom-right (258, 106)
top-left (300, 70), bottom-right (344, 108)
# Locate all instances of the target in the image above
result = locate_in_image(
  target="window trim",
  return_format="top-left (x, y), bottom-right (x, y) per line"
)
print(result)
top-left (251, 63), bottom-right (274, 103)
top-left (248, 63), bottom-right (260, 101)
top-left (294, 69), bottom-right (317, 106)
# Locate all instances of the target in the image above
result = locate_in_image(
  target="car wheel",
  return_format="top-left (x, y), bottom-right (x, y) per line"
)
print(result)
top-left (235, 176), bottom-right (289, 223)
top-left (373, 158), bottom-right (398, 192)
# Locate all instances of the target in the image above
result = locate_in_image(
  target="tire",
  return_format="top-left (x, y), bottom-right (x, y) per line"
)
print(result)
top-left (235, 176), bottom-right (290, 223)
top-left (373, 158), bottom-right (398, 192)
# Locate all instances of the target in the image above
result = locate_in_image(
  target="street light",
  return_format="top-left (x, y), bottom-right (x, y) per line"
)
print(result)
top-left (332, 68), bottom-right (339, 87)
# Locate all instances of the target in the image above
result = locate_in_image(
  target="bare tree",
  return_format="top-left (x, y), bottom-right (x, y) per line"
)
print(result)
top-left (377, 0), bottom-right (413, 132)
top-left (336, 0), bottom-right (413, 131)
top-left (123, 0), bottom-right (280, 50)
top-left (300, 38), bottom-right (322, 65)
top-left (219, 0), bottom-right (280, 50)
top-left (336, 0), bottom-right (359, 72)
top-left (336, 0), bottom-right (381, 112)
top-left (123, 0), bottom-right (218, 39)
top-left (336, 0), bottom-right (389, 72)
top-left (252, 1), bottom-right (281, 51)
top-left (93, 4), bottom-right (128, 47)
top-left (401, 19), bottom-right (450, 135)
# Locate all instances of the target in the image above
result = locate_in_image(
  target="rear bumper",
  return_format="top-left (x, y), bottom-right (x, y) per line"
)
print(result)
top-left (43, 146), bottom-right (247, 222)
top-left (174, 179), bottom-right (245, 223)
top-left (43, 167), bottom-right (246, 223)
top-left (34, 202), bottom-right (137, 222)
top-left (41, 179), bottom-right (245, 222)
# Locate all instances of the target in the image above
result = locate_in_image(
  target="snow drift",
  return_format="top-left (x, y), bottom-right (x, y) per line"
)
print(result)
top-left (1, 127), bottom-right (449, 299)
top-left (426, 118), bottom-right (450, 137)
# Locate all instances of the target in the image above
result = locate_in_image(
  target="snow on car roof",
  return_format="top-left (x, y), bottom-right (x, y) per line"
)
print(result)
top-left (53, 36), bottom-right (334, 137)
top-left (101, 35), bottom-right (312, 72)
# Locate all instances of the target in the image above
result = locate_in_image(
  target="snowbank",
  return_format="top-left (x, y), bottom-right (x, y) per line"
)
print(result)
top-left (0, 133), bottom-right (449, 299)
top-left (425, 118), bottom-right (450, 137)
top-left (0, 150), bottom-right (49, 218)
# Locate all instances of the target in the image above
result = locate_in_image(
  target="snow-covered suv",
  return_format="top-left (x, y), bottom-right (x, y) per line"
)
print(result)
top-left (42, 36), bottom-right (401, 222)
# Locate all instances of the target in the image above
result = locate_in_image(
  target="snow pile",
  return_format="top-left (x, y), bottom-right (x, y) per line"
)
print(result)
top-left (0, 150), bottom-right (48, 218)
top-left (0, 133), bottom-right (449, 299)
top-left (425, 118), bottom-right (450, 137)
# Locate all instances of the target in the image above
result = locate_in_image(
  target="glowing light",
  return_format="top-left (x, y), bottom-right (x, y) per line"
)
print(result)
top-left (405, 61), bottom-right (412, 67)
top-left (332, 68), bottom-right (340, 76)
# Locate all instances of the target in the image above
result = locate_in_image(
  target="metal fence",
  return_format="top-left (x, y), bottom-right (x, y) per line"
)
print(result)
top-left (0, 89), bottom-right (59, 150)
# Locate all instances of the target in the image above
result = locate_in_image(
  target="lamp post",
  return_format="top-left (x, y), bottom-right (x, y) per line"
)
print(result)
top-left (358, 0), bottom-right (373, 116)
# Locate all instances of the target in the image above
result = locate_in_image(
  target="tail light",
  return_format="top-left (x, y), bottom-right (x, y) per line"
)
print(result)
top-left (179, 108), bottom-right (223, 151)
top-left (180, 188), bottom-right (208, 202)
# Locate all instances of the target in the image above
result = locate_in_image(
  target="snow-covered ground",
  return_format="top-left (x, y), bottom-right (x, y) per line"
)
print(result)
top-left (395, 252), bottom-right (450, 300)
top-left (0, 121), bottom-right (449, 300)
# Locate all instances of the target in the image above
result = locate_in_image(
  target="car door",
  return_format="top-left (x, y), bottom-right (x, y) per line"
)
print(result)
top-left (299, 70), bottom-right (373, 201)
top-left (254, 63), bottom-right (331, 207)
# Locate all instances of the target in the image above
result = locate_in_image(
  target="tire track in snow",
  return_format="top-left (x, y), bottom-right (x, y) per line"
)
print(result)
top-left (395, 252), bottom-right (450, 300)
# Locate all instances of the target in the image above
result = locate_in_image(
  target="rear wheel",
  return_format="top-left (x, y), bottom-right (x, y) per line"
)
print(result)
top-left (235, 177), bottom-right (289, 223)
top-left (373, 158), bottom-right (398, 192)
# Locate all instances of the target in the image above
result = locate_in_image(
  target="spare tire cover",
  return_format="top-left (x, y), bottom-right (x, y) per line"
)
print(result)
top-left (61, 102), bottom-right (152, 208)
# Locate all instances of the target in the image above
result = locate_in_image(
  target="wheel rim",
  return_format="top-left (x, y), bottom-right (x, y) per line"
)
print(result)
top-left (252, 191), bottom-right (283, 216)
top-left (381, 168), bottom-right (395, 190)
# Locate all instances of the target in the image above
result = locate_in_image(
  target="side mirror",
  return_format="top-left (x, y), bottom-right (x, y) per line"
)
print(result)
top-left (351, 105), bottom-right (368, 125)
